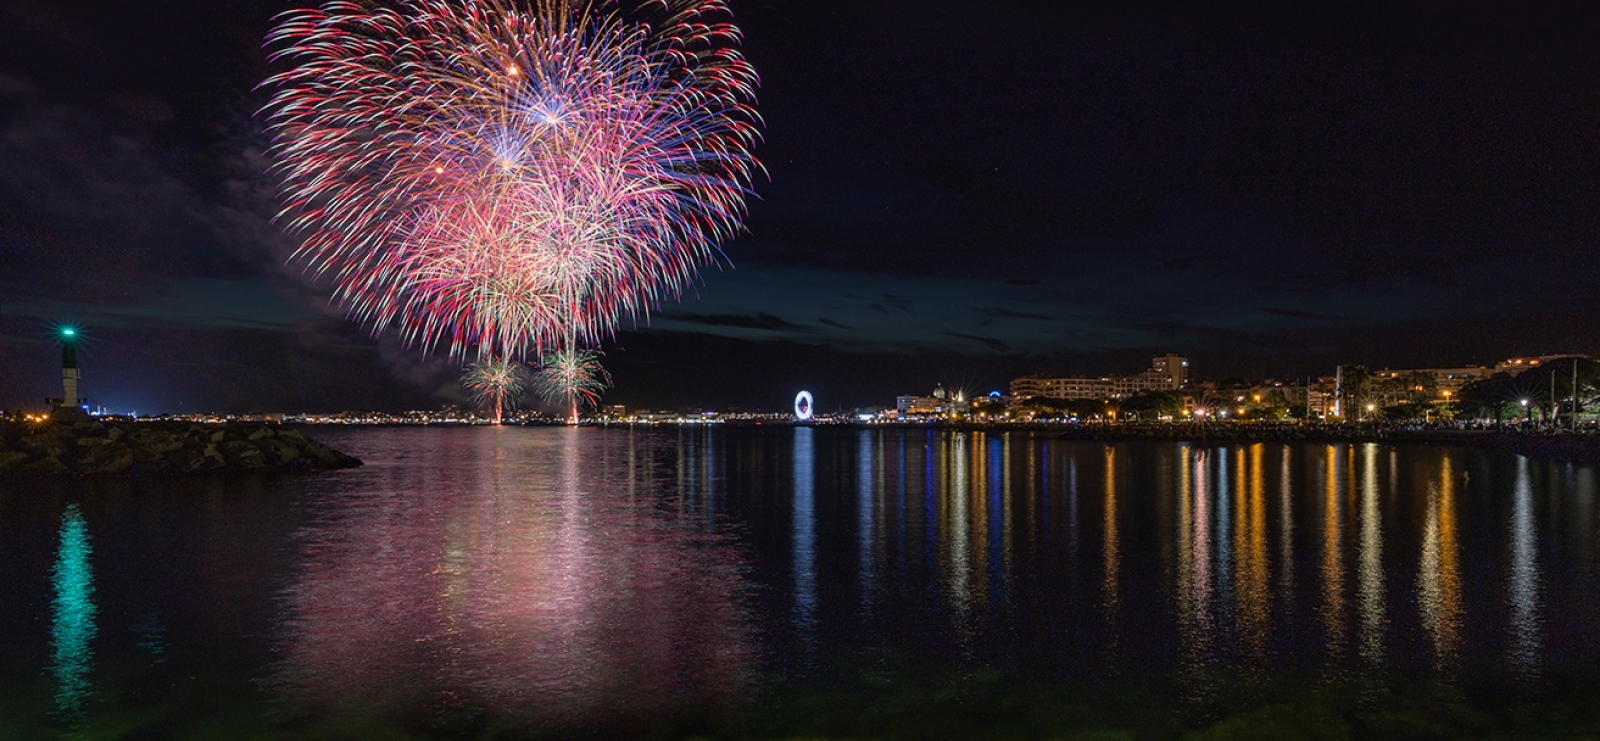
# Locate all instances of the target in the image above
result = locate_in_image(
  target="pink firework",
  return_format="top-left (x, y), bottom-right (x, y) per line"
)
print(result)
top-left (463, 358), bottom-right (528, 423)
top-left (262, 0), bottom-right (761, 361)
top-left (532, 348), bottom-right (611, 422)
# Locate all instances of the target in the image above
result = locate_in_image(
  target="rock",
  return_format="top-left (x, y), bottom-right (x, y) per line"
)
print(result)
top-left (194, 454), bottom-right (225, 472)
top-left (0, 451), bottom-right (32, 470)
top-left (20, 456), bottom-right (69, 474)
top-left (220, 441), bottom-right (265, 467)
top-left (267, 439), bottom-right (300, 460)
top-left (21, 434), bottom-right (67, 458)
top-left (85, 447), bottom-right (134, 474)
top-left (1, 420), bottom-right (360, 478)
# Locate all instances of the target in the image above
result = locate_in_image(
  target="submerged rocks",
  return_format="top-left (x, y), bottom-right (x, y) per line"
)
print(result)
top-left (0, 420), bottom-right (361, 478)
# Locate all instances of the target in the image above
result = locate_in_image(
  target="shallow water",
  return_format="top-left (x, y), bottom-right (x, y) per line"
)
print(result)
top-left (3, 426), bottom-right (1599, 739)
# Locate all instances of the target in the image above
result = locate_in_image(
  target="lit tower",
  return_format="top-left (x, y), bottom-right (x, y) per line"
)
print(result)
top-left (60, 327), bottom-right (81, 409)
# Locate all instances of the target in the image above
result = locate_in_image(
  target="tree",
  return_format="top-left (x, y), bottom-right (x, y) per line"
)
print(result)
top-left (1381, 400), bottom-right (1431, 421)
top-left (1014, 397), bottom-right (1072, 420)
top-left (1121, 390), bottom-right (1184, 420)
top-left (1506, 358), bottom-right (1600, 425)
top-left (1062, 398), bottom-right (1115, 420)
top-left (972, 399), bottom-right (1007, 420)
top-left (1337, 365), bottom-right (1372, 418)
top-left (1458, 373), bottom-right (1516, 421)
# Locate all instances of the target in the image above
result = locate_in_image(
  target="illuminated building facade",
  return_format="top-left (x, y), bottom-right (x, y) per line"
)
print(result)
top-left (1011, 355), bottom-right (1190, 401)
top-left (896, 395), bottom-right (941, 415)
top-left (1496, 355), bottom-right (1588, 373)
top-left (1371, 366), bottom-right (1494, 397)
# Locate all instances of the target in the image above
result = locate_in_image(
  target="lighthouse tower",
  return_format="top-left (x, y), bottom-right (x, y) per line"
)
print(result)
top-left (61, 328), bottom-right (80, 408)
top-left (50, 327), bottom-right (90, 420)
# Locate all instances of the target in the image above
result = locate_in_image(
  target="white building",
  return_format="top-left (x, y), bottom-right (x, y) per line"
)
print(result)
top-left (1011, 355), bottom-right (1189, 401)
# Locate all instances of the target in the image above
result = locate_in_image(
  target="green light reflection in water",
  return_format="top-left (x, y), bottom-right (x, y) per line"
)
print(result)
top-left (49, 503), bottom-right (97, 725)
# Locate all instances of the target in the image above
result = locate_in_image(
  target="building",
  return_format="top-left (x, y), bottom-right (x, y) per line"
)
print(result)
top-left (896, 395), bottom-right (941, 415)
top-left (1496, 355), bottom-right (1589, 373)
top-left (1371, 366), bottom-right (1494, 398)
top-left (1148, 354), bottom-right (1188, 389)
top-left (1011, 355), bottom-right (1190, 401)
top-left (1370, 355), bottom-right (1588, 400)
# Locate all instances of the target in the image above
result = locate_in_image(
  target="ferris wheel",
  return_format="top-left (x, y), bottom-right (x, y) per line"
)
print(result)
top-left (794, 391), bottom-right (814, 421)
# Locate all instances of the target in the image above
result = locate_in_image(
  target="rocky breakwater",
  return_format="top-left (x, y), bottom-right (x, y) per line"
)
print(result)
top-left (0, 420), bottom-right (361, 477)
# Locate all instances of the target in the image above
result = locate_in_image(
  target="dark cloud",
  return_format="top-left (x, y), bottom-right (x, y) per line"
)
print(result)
top-left (944, 332), bottom-right (1009, 353)
top-left (1262, 307), bottom-right (1343, 320)
top-left (977, 307), bottom-right (1054, 321)
top-left (880, 294), bottom-right (913, 313)
top-left (669, 312), bottom-right (814, 332)
top-left (1114, 320), bottom-right (1268, 347)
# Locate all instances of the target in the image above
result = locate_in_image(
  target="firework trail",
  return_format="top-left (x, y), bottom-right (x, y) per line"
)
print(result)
top-left (464, 358), bottom-right (528, 423)
top-left (262, 0), bottom-right (761, 366)
top-left (533, 349), bottom-right (612, 422)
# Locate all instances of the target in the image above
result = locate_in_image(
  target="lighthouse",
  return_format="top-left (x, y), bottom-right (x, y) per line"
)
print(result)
top-left (50, 326), bottom-right (90, 420)
top-left (61, 327), bottom-right (80, 408)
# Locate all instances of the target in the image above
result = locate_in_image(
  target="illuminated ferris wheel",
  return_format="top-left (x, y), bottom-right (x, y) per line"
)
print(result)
top-left (794, 391), bottom-right (813, 421)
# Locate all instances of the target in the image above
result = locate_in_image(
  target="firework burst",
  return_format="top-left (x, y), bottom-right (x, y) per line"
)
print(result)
top-left (463, 358), bottom-right (529, 423)
top-left (262, 0), bottom-right (761, 363)
top-left (533, 348), bottom-right (612, 422)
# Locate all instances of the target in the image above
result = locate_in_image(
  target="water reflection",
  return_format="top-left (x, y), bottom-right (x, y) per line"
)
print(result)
top-left (274, 428), bottom-right (755, 731)
top-left (49, 504), bottom-right (96, 725)
top-left (857, 431), bottom-right (875, 613)
top-left (1278, 448), bottom-right (1294, 624)
top-left (794, 426), bottom-right (816, 637)
top-left (1178, 447), bottom-right (1216, 669)
top-left (263, 428), bottom-right (1598, 733)
top-left (1358, 444), bottom-right (1385, 666)
top-left (1102, 446), bottom-right (1119, 624)
top-left (947, 433), bottom-right (973, 641)
top-left (1417, 453), bottom-right (1463, 673)
top-left (1509, 456), bottom-right (1543, 680)
top-left (1238, 444), bottom-right (1269, 662)
top-left (1321, 446), bottom-right (1347, 660)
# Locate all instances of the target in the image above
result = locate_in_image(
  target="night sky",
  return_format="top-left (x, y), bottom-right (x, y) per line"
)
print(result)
top-left (3, 2), bottom-right (1599, 414)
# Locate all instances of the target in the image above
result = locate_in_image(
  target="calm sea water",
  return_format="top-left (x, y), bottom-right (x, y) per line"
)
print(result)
top-left (3, 426), bottom-right (1600, 739)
